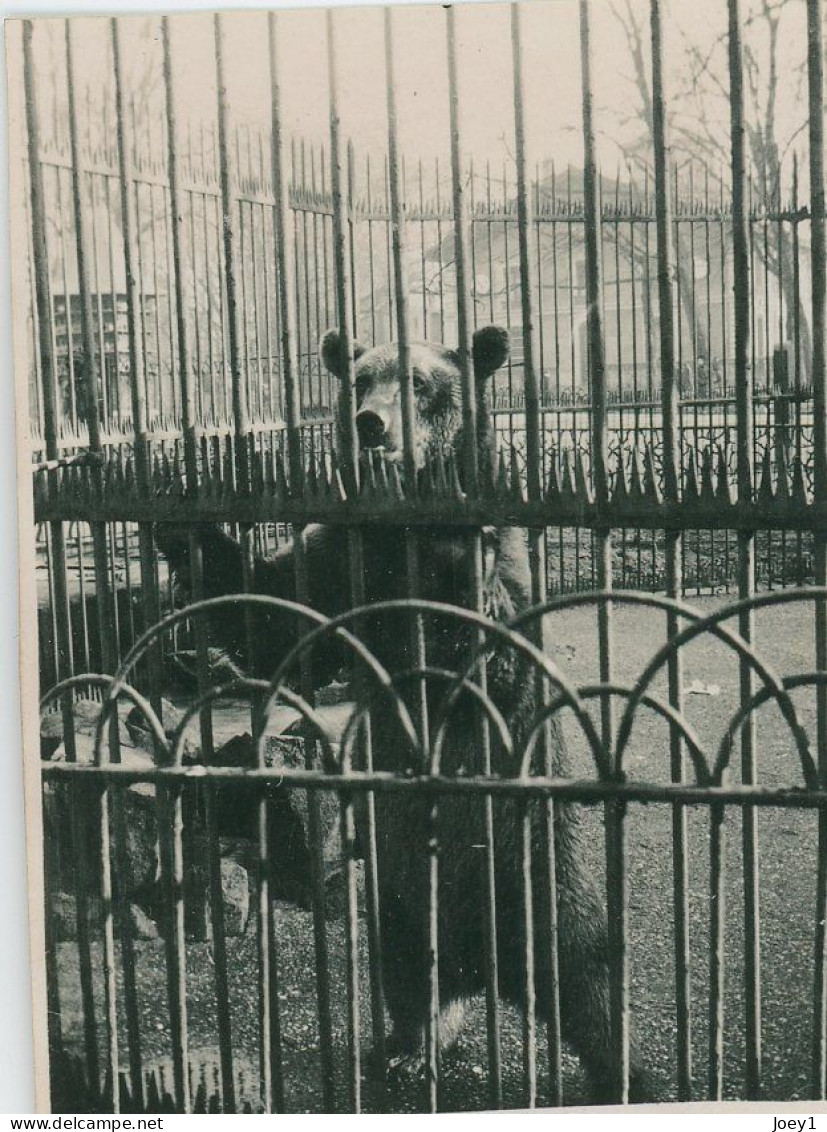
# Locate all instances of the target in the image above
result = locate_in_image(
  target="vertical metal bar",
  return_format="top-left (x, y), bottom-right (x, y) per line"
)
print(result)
top-left (566, 168), bottom-right (581, 592)
top-left (708, 802), bottom-right (727, 1099)
top-left (705, 166), bottom-right (717, 595)
top-left (650, 0), bottom-right (691, 1100)
top-left (579, 0), bottom-right (626, 1103)
top-left (269, 13), bottom-right (333, 1111)
top-left (512, 3), bottom-right (555, 1107)
top-left (215, 13), bottom-right (277, 1112)
top-left (110, 19), bottom-right (163, 1104)
top-left (447, 7), bottom-right (479, 497)
top-left (23, 18), bottom-right (93, 1098)
top-left (727, 0), bottom-right (761, 1098)
top-left (807, 0), bottom-right (827, 1100)
top-left (445, 8), bottom-right (499, 1116)
top-left (215, 15), bottom-right (250, 491)
top-left (327, 10), bottom-right (363, 1111)
top-left (65, 19), bottom-right (123, 1109)
top-left (327, 10), bottom-right (359, 489)
top-left (385, 8), bottom-right (417, 492)
top-left (383, 9), bottom-right (434, 1103)
top-left (161, 17), bottom-right (234, 1112)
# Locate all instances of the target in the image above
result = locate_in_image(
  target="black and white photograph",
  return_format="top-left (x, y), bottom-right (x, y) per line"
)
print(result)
top-left (7, 0), bottom-right (827, 1114)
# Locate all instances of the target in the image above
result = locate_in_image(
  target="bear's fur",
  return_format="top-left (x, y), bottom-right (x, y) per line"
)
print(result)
top-left (155, 326), bottom-right (653, 1103)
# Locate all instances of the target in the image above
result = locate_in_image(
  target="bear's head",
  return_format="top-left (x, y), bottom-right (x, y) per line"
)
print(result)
top-left (320, 325), bottom-right (509, 475)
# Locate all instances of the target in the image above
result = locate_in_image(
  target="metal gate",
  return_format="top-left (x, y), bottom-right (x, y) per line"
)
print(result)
top-left (13, 0), bottom-right (827, 1113)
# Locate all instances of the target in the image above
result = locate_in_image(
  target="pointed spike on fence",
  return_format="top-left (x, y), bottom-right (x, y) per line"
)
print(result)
top-left (574, 448), bottom-right (592, 504)
top-left (376, 451), bottom-right (391, 497)
top-left (250, 447), bottom-right (264, 495)
top-left (508, 445), bottom-right (524, 501)
top-left (34, 468), bottom-right (47, 511)
top-left (152, 451), bottom-right (164, 494)
top-left (757, 445), bottom-right (774, 505)
top-left (496, 447), bottom-right (510, 499)
top-left (627, 447), bottom-right (643, 500)
top-left (791, 454), bottom-right (808, 507)
top-left (390, 458), bottom-right (405, 501)
top-left (274, 448), bottom-right (290, 503)
top-left (317, 452), bottom-right (332, 500)
top-left (171, 449), bottom-right (186, 497)
top-left (700, 445), bottom-right (715, 503)
top-left (561, 447), bottom-right (576, 502)
top-left (143, 1071), bottom-right (159, 1111)
top-left (329, 449), bottom-right (347, 502)
top-left (105, 450), bottom-right (119, 488)
top-left (546, 448), bottom-right (561, 501)
top-left (263, 450), bottom-right (276, 497)
top-left (123, 453), bottom-right (136, 496)
top-left (683, 448), bottom-right (700, 504)
top-left (446, 450), bottom-right (464, 499)
top-left (306, 451), bottom-right (319, 500)
top-left (775, 438), bottom-right (790, 501)
top-left (358, 449), bottom-right (374, 497)
top-left (161, 450), bottom-right (174, 495)
top-left (435, 450), bottom-right (449, 497)
top-left (643, 444), bottom-right (661, 505)
top-left (612, 449), bottom-right (628, 504)
top-left (715, 445), bottom-right (732, 505)
top-left (221, 444), bottom-right (235, 501)
top-left (418, 456), bottom-right (433, 500)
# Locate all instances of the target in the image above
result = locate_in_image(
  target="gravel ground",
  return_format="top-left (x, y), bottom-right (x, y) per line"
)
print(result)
top-left (54, 594), bottom-right (822, 1111)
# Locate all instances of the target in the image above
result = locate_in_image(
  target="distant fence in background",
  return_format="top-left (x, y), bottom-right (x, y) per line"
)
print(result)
top-left (18, 16), bottom-right (818, 660)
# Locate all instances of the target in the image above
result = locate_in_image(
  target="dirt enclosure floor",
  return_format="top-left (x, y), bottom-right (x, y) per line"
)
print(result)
top-left (54, 594), bottom-right (823, 1111)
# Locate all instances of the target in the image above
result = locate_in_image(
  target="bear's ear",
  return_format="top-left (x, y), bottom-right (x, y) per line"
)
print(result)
top-left (472, 325), bottom-right (509, 380)
top-left (320, 328), bottom-right (367, 380)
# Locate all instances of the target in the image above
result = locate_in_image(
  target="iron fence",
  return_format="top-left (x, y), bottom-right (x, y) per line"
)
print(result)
top-left (19, 15), bottom-right (822, 648)
top-left (13, 0), bottom-right (827, 1114)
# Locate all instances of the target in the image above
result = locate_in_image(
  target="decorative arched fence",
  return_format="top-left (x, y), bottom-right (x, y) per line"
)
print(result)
top-left (12, 0), bottom-right (827, 1114)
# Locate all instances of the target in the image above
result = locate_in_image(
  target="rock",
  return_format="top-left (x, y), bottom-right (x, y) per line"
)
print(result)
top-left (214, 857), bottom-right (249, 936)
top-left (124, 698), bottom-right (199, 764)
top-left (42, 710), bottom-right (343, 938)
top-left (50, 893), bottom-right (160, 942)
top-left (129, 902), bottom-right (161, 940)
top-left (40, 698), bottom-right (131, 763)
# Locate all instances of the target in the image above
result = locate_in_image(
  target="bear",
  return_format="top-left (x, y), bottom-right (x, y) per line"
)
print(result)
top-left (155, 325), bottom-right (653, 1104)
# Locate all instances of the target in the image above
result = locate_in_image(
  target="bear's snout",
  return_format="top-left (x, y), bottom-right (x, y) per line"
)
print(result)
top-left (356, 408), bottom-right (390, 450)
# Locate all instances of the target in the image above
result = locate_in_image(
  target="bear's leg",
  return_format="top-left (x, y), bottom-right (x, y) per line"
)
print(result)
top-left (549, 871), bottom-right (654, 1104)
top-left (373, 894), bottom-right (468, 1080)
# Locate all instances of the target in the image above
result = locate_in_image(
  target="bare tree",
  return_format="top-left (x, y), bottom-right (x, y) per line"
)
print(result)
top-left (611, 0), bottom-right (812, 384)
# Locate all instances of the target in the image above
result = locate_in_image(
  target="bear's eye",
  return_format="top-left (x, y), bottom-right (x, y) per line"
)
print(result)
top-left (412, 373), bottom-right (425, 395)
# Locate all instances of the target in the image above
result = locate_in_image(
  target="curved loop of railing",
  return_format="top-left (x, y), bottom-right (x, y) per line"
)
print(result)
top-left (169, 677), bottom-right (268, 767)
top-left (169, 675), bottom-right (339, 773)
top-left (41, 673), bottom-right (168, 765)
top-left (509, 589), bottom-right (817, 787)
top-left (92, 594), bottom-right (335, 768)
top-left (257, 609), bottom-right (421, 775)
top-left (610, 588), bottom-right (826, 788)
top-left (40, 589), bottom-right (824, 789)
top-left (516, 682), bottom-right (712, 785)
top-left (714, 671), bottom-right (827, 783)
top-left (273, 597), bottom-right (606, 778)
top-left (333, 664), bottom-right (514, 776)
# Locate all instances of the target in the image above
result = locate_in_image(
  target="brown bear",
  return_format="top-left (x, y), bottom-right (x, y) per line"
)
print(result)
top-left (156, 325), bottom-right (653, 1104)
